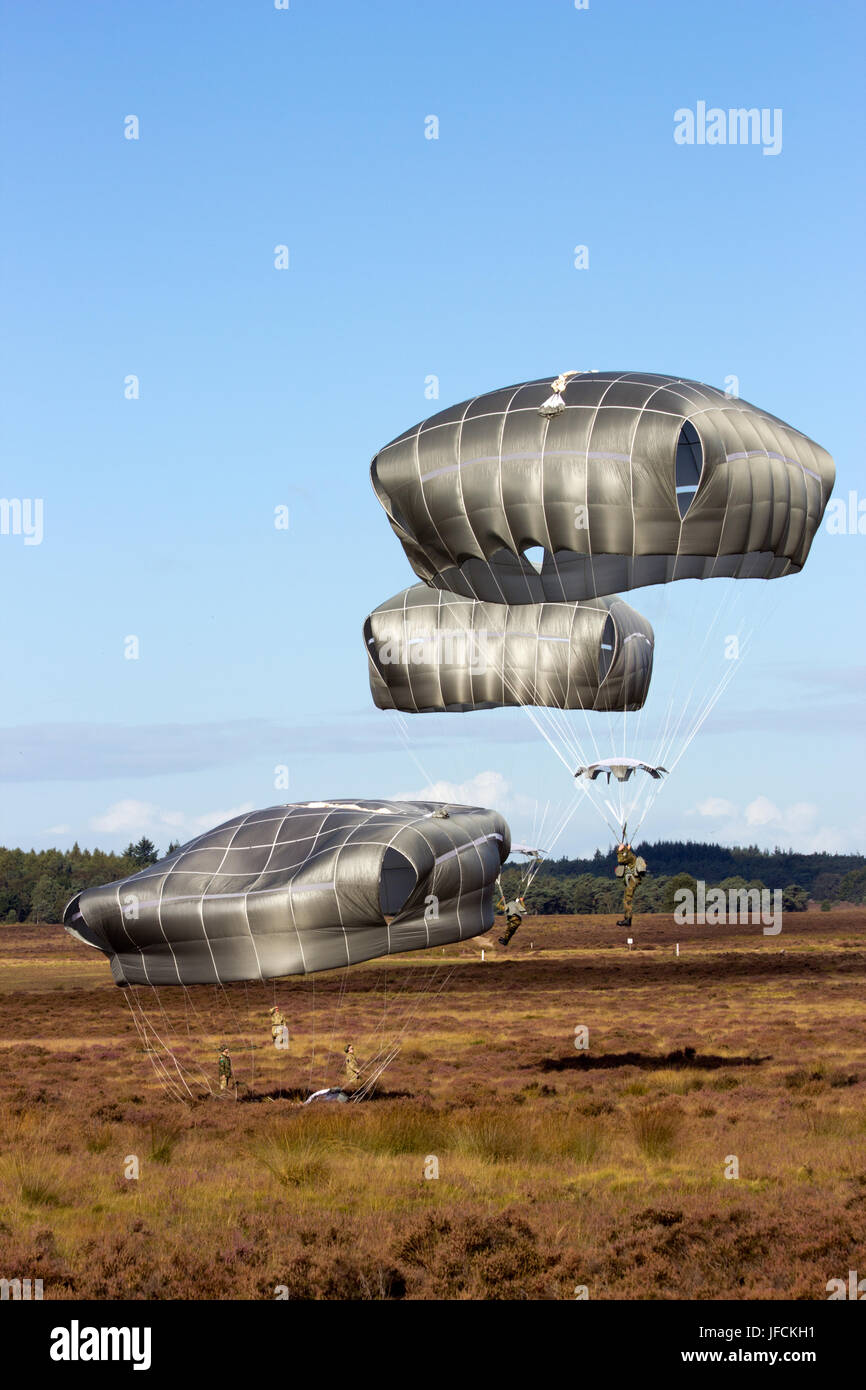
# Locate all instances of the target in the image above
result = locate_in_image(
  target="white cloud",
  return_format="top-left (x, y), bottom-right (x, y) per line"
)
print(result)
top-left (91, 800), bottom-right (181, 834)
top-left (395, 769), bottom-right (539, 819)
top-left (695, 797), bottom-right (737, 818)
top-left (45, 823), bottom-right (71, 835)
top-left (397, 769), bottom-right (508, 805)
top-left (90, 799), bottom-right (255, 841)
top-left (189, 802), bottom-right (256, 831)
top-left (744, 795), bottom-right (783, 827)
top-left (744, 798), bottom-right (819, 835)
top-left (688, 793), bottom-right (861, 852)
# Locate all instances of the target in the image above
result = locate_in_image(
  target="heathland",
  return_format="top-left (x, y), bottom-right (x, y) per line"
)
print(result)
top-left (0, 911), bottom-right (864, 1299)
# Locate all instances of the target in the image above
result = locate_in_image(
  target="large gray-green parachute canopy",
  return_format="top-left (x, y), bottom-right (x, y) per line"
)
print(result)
top-left (370, 371), bottom-right (835, 603)
top-left (63, 800), bottom-right (510, 987)
top-left (364, 583), bottom-right (654, 713)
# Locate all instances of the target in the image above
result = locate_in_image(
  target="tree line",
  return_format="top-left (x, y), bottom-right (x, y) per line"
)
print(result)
top-left (500, 841), bottom-right (866, 916)
top-left (0, 836), bottom-right (863, 925)
top-left (0, 838), bottom-right (169, 924)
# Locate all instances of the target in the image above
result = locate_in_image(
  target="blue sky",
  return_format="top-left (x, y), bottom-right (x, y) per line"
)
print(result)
top-left (1, 0), bottom-right (863, 858)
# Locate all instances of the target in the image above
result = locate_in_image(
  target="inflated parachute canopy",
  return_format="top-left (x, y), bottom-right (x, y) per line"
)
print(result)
top-left (575, 758), bottom-right (667, 784)
top-left (370, 371), bottom-right (835, 603)
top-left (63, 800), bottom-right (510, 987)
top-left (364, 583), bottom-right (654, 714)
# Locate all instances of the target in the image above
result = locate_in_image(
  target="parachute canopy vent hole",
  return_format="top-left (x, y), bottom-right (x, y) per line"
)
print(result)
top-left (379, 848), bottom-right (419, 917)
top-left (675, 421), bottom-right (703, 518)
top-left (598, 614), bottom-right (616, 680)
top-left (521, 546), bottom-right (546, 571)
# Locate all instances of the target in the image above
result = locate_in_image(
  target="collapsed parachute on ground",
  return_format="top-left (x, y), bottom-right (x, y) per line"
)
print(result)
top-left (364, 583), bottom-right (653, 713)
top-left (574, 758), bottom-right (668, 784)
top-left (370, 371), bottom-right (835, 604)
top-left (63, 800), bottom-right (510, 987)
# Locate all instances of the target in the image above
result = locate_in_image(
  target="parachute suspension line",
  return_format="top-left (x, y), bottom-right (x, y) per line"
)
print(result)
top-left (352, 965), bottom-right (456, 1101)
top-left (629, 585), bottom-right (781, 842)
top-left (390, 711), bottom-right (437, 791)
top-left (666, 577), bottom-right (787, 779)
top-left (433, 538), bottom-right (608, 791)
top-left (215, 979), bottom-right (255, 1090)
top-left (178, 983), bottom-right (223, 1088)
top-left (525, 794), bottom-right (582, 876)
top-left (321, 964), bottom-right (352, 1089)
top-left (124, 991), bottom-right (183, 1102)
top-left (666, 616), bottom-right (762, 774)
top-left (520, 702), bottom-right (584, 777)
top-left (150, 982), bottom-right (214, 1094)
top-left (124, 989), bottom-right (195, 1103)
top-left (359, 964), bottom-right (440, 1084)
top-left (572, 773), bottom-right (622, 841)
top-left (243, 981), bottom-right (256, 1093)
top-left (649, 577), bottom-right (746, 775)
top-left (148, 985), bottom-right (209, 1099)
top-left (639, 592), bottom-right (753, 839)
top-left (307, 972), bottom-right (317, 1096)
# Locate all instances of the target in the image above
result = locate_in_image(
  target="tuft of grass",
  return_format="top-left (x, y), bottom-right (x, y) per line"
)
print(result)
top-left (549, 1113), bottom-right (604, 1165)
top-left (803, 1109), bottom-right (856, 1139)
top-left (353, 1107), bottom-right (446, 1157)
top-left (84, 1124), bottom-right (114, 1154)
top-left (631, 1103), bottom-right (683, 1159)
top-left (710, 1074), bottom-right (740, 1092)
top-left (252, 1135), bottom-right (330, 1188)
top-left (10, 1154), bottom-right (65, 1207)
top-left (648, 1069), bottom-right (705, 1095)
top-left (148, 1122), bottom-right (184, 1165)
top-left (453, 1112), bottom-right (529, 1164)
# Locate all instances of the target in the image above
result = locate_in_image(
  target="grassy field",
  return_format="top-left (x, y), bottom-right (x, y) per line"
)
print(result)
top-left (1, 911), bottom-right (864, 1300)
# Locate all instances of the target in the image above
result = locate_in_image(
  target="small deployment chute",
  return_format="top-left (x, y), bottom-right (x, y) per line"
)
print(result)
top-left (573, 759), bottom-right (667, 842)
top-left (574, 758), bottom-right (667, 784)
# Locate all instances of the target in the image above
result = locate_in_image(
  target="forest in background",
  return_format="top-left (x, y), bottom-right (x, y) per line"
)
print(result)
top-left (499, 841), bottom-right (866, 916)
top-left (0, 837), bottom-right (864, 923)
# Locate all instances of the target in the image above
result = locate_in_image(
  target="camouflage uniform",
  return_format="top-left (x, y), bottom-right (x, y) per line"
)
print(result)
top-left (344, 1046), bottom-right (361, 1083)
top-left (218, 1049), bottom-right (233, 1091)
top-left (616, 846), bottom-right (643, 924)
top-left (499, 897), bottom-right (526, 946)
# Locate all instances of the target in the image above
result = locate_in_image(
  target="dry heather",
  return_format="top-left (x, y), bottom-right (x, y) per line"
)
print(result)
top-left (0, 912), bottom-right (864, 1299)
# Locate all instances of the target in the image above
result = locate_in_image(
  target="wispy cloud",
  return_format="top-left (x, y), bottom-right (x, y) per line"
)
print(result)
top-left (396, 769), bottom-right (538, 819)
top-left (690, 793), bottom-right (865, 853)
top-left (90, 799), bottom-right (256, 840)
top-left (0, 714), bottom-right (536, 783)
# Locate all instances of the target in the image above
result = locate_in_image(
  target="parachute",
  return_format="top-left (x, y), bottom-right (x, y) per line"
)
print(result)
top-left (367, 370), bottom-right (834, 844)
top-left (574, 758), bottom-right (667, 784)
top-left (370, 370), bottom-right (834, 604)
top-left (64, 800), bottom-right (510, 987)
top-left (364, 583), bottom-right (653, 714)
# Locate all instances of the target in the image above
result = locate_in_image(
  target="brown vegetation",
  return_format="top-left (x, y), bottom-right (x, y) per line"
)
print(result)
top-left (0, 911), bottom-right (864, 1299)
